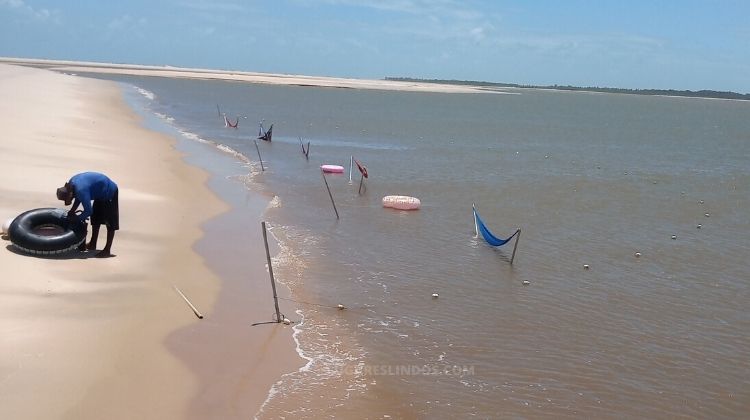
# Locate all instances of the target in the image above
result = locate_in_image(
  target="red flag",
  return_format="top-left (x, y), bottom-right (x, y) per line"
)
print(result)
top-left (354, 159), bottom-right (368, 178)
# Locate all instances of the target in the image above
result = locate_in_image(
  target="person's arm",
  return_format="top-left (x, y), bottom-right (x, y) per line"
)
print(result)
top-left (69, 198), bottom-right (81, 213)
top-left (76, 190), bottom-right (93, 221)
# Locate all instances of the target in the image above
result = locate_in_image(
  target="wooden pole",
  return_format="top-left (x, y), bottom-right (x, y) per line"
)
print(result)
top-left (349, 156), bottom-right (353, 184)
top-left (510, 229), bottom-right (521, 265)
top-left (261, 221), bottom-right (282, 323)
top-left (472, 203), bottom-right (478, 236)
top-left (254, 140), bottom-right (265, 172)
top-left (299, 138), bottom-right (310, 160)
top-left (321, 171), bottom-right (340, 219)
top-left (173, 285), bottom-right (204, 319)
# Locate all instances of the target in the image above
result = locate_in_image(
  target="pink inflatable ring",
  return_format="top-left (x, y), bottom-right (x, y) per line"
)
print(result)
top-left (382, 195), bottom-right (421, 210)
top-left (321, 164), bottom-right (345, 173)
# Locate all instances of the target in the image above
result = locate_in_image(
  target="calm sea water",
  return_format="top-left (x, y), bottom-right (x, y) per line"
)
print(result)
top-left (109, 74), bottom-right (749, 418)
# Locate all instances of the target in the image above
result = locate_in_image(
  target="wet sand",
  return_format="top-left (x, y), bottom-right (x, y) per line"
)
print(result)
top-left (0, 63), bottom-right (301, 419)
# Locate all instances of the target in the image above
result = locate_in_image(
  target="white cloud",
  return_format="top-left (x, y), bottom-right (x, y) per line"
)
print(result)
top-left (0, 0), bottom-right (60, 22)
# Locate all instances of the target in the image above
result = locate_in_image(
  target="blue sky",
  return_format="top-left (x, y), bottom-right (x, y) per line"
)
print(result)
top-left (1, 0), bottom-right (749, 92)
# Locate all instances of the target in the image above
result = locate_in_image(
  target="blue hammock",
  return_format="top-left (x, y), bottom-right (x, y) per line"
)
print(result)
top-left (473, 205), bottom-right (519, 247)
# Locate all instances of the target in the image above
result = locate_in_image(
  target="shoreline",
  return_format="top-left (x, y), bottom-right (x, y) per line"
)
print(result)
top-left (120, 80), bottom-right (305, 419)
top-left (138, 107), bottom-right (305, 419)
top-left (0, 64), bottom-right (302, 419)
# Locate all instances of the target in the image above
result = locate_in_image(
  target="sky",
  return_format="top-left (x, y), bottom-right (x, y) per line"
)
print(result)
top-left (1, 0), bottom-right (749, 93)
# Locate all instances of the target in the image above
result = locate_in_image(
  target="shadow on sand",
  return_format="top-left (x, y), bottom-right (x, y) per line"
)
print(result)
top-left (4, 243), bottom-right (111, 260)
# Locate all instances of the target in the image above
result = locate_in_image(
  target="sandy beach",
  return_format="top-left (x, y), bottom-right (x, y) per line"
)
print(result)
top-left (0, 63), bottom-right (301, 419)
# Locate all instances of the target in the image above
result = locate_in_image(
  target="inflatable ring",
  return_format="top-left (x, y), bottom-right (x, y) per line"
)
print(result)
top-left (8, 208), bottom-right (87, 255)
top-left (321, 164), bottom-right (345, 174)
top-left (382, 195), bottom-right (421, 210)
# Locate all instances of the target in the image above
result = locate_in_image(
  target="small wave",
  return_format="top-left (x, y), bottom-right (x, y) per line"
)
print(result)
top-left (256, 223), bottom-right (368, 417)
top-left (133, 86), bottom-right (155, 101)
top-left (154, 112), bottom-right (174, 122)
top-left (176, 128), bottom-right (207, 143)
top-left (268, 195), bottom-right (282, 209)
top-left (216, 143), bottom-right (252, 164)
top-left (173, 126), bottom-right (255, 167)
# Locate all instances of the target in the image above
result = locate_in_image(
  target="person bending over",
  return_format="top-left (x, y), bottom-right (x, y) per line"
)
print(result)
top-left (56, 172), bottom-right (119, 258)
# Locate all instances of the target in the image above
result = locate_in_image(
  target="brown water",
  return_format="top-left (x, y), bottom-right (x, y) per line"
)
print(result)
top-left (118, 77), bottom-right (749, 418)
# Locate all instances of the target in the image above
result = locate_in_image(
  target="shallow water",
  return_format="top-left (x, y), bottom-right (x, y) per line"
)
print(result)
top-left (111, 75), bottom-right (749, 418)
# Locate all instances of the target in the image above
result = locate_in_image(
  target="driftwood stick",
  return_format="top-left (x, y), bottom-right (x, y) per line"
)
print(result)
top-left (173, 285), bottom-right (204, 319)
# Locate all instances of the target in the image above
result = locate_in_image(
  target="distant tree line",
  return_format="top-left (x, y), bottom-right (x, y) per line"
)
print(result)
top-left (385, 77), bottom-right (750, 101)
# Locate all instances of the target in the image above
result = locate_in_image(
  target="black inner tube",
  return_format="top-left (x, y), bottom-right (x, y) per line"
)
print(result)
top-left (8, 208), bottom-right (87, 254)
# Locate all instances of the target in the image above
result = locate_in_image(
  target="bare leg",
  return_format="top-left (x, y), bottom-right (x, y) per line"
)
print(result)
top-left (96, 228), bottom-right (115, 257)
top-left (88, 224), bottom-right (100, 250)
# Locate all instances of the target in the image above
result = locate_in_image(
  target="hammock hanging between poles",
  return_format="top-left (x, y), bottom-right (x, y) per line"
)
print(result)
top-left (473, 204), bottom-right (519, 247)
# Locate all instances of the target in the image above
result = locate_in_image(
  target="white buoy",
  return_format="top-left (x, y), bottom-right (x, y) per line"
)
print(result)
top-left (635, 252), bottom-right (641, 258)
top-left (697, 224), bottom-right (702, 229)
top-left (583, 264), bottom-right (590, 270)
top-left (282, 318), bottom-right (291, 325)
top-left (671, 235), bottom-right (677, 240)
top-left (699, 200), bottom-right (704, 204)
top-left (431, 293), bottom-right (439, 299)
top-left (522, 280), bottom-right (530, 286)
top-left (705, 213), bottom-right (710, 217)
top-left (337, 304), bottom-right (346, 310)
top-left (1, 218), bottom-right (13, 235)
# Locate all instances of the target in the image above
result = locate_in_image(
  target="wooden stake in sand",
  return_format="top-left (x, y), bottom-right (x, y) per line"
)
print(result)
top-left (261, 221), bottom-right (282, 323)
top-left (349, 156), bottom-right (353, 185)
top-left (254, 140), bottom-right (265, 171)
top-left (173, 285), bottom-right (204, 319)
top-left (298, 137), bottom-right (310, 160)
top-left (321, 170), bottom-right (340, 220)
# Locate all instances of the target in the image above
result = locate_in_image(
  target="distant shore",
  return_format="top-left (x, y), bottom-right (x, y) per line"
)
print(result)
top-left (0, 57), bottom-right (515, 95)
top-left (385, 77), bottom-right (750, 101)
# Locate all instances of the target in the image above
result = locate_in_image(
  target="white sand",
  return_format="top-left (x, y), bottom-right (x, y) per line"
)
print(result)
top-left (0, 63), bottom-right (241, 419)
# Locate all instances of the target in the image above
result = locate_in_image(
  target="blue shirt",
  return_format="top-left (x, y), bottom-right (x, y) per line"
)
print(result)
top-left (69, 172), bottom-right (118, 221)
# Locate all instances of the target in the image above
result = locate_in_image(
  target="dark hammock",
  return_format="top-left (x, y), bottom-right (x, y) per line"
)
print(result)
top-left (258, 124), bottom-right (273, 141)
top-left (473, 205), bottom-right (519, 247)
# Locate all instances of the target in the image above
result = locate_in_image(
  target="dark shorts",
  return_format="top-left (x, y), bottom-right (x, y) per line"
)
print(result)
top-left (91, 189), bottom-right (119, 230)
